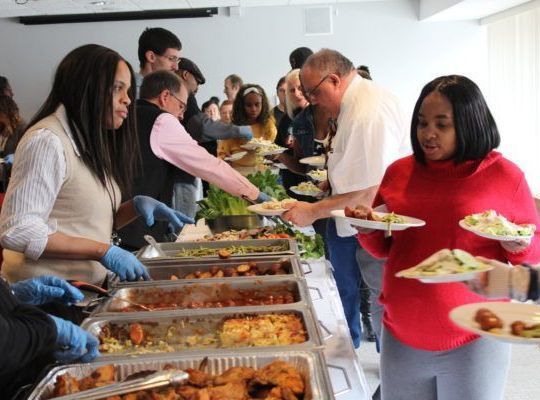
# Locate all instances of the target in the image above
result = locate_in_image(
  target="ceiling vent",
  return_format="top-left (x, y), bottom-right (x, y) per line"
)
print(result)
top-left (304, 5), bottom-right (333, 36)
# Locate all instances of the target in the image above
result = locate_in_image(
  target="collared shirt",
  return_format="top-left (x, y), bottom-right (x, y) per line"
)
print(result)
top-left (0, 106), bottom-right (81, 259)
top-left (327, 75), bottom-right (410, 236)
top-left (149, 112), bottom-right (259, 200)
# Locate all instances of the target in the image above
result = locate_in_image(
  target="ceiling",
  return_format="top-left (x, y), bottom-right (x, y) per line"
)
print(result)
top-left (0, 0), bottom-right (533, 20)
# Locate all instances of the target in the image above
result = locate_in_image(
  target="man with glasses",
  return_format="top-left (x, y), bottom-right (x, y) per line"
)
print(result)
top-left (283, 49), bottom-right (409, 355)
top-left (136, 27), bottom-right (182, 95)
top-left (119, 71), bottom-right (266, 250)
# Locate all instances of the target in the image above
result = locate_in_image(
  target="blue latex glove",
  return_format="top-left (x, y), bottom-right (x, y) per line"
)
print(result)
top-left (133, 195), bottom-right (194, 232)
top-left (11, 276), bottom-right (84, 306)
top-left (4, 153), bottom-right (14, 165)
top-left (50, 315), bottom-right (100, 363)
top-left (237, 125), bottom-right (253, 141)
top-left (101, 245), bottom-right (150, 281)
top-left (256, 191), bottom-right (273, 203)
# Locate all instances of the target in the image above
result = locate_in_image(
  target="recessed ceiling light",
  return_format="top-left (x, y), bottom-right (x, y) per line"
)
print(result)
top-left (91, 1), bottom-right (107, 5)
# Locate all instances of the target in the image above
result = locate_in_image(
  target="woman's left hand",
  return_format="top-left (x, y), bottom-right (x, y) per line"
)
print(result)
top-left (133, 195), bottom-right (194, 232)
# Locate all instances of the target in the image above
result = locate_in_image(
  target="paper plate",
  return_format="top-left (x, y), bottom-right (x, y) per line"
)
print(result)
top-left (459, 219), bottom-right (533, 242)
top-left (449, 302), bottom-right (540, 344)
top-left (290, 186), bottom-right (323, 197)
top-left (331, 209), bottom-right (425, 231)
top-left (299, 156), bottom-right (325, 167)
top-left (258, 147), bottom-right (287, 156)
top-left (247, 203), bottom-right (287, 216)
top-left (224, 151), bottom-right (247, 162)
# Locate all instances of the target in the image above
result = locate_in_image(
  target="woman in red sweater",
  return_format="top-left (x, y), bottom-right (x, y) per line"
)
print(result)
top-left (357, 75), bottom-right (540, 400)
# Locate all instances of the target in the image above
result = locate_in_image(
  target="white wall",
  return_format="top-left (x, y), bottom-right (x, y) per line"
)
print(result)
top-left (0, 0), bottom-right (487, 122)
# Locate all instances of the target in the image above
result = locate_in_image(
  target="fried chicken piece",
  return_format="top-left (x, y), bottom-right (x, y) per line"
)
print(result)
top-left (79, 365), bottom-right (116, 390)
top-left (207, 382), bottom-right (249, 400)
top-left (176, 386), bottom-right (210, 400)
top-left (251, 361), bottom-right (304, 395)
top-left (213, 367), bottom-right (255, 385)
top-left (185, 368), bottom-right (213, 387)
top-left (53, 373), bottom-right (80, 396)
top-left (149, 387), bottom-right (178, 400)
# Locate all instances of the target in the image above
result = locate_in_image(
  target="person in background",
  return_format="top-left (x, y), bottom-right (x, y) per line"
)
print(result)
top-left (136, 27), bottom-right (181, 94)
top-left (289, 46), bottom-right (313, 70)
top-left (223, 74), bottom-right (243, 102)
top-left (0, 76), bottom-right (14, 98)
top-left (118, 71), bottom-right (268, 249)
top-left (219, 100), bottom-right (233, 124)
top-left (283, 49), bottom-right (408, 350)
top-left (356, 75), bottom-right (540, 400)
top-left (357, 65), bottom-right (372, 80)
top-left (174, 58), bottom-right (253, 214)
top-left (272, 76), bottom-right (287, 128)
top-left (0, 96), bottom-right (25, 188)
top-left (1, 275), bottom-right (99, 398)
top-left (202, 97), bottom-right (220, 121)
top-left (218, 84), bottom-right (277, 170)
top-left (0, 45), bottom-right (188, 317)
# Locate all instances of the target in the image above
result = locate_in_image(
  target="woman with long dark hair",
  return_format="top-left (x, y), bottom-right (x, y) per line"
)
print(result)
top-left (0, 44), bottom-right (191, 293)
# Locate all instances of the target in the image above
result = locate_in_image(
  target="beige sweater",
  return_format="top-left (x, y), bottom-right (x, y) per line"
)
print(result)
top-left (2, 111), bottom-right (120, 285)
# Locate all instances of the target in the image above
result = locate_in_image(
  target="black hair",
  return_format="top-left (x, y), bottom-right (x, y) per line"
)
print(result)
top-left (232, 84), bottom-right (271, 126)
top-left (289, 47), bottom-right (313, 69)
top-left (411, 75), bottom-right (500, 164)
top-left (140, 70), bottom-right (181, 100)
top-left (209, 96), bottom-right (220, 104)
top-left (138, 27), bottom-right (182, 69)
top-left (28, 44), bottom-right (139, 196)
top-left (276, 76), bottom-right (286, 91)
top-left (0, 76), bottom-right (10, 94)
top-left (357, 65), bottom-right (372, 80)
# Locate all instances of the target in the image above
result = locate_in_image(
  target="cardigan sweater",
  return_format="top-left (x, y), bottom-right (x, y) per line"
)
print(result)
top-left (358, 151), bottom-right (540, 351)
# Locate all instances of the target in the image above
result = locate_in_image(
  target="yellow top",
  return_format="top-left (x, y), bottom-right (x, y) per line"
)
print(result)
top-left (218, 118), bottom-right (277, 167)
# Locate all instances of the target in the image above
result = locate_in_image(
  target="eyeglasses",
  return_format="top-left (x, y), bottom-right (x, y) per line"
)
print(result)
top-left (158, 53), bottom-right (180, 64)
top-left (302, 74), bottom-right (330, 99)
top-left (170, 92), bottom-right (187, 112)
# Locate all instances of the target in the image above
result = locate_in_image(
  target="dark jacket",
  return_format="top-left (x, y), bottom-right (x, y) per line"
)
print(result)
top-left (118, 99), bottom-right (175, 249)
top-left (0, 278), bottom-right (56, 399)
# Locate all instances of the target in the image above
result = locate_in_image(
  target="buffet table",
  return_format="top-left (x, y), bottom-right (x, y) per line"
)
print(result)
top-left (177, 222), bottom-right (372, 399)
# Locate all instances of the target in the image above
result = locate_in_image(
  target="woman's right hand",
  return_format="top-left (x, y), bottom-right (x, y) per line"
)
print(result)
top-left (100, 245), bottom-right (150, 281)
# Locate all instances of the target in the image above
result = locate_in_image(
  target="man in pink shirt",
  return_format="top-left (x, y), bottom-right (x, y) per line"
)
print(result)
top-left (118, 70), bottom-right (269, 249)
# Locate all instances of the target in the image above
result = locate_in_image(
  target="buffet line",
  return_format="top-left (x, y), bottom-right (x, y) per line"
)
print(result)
top-left (28, 234), bottom-right (371, 399)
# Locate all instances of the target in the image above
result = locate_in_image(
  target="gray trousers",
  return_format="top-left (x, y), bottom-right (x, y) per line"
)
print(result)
top-left (172, 179), bottom-right (201, 219)
top-left (355, 246), bottom-right (384, 340)
top-left (380, 327), bottom-right (511, 400)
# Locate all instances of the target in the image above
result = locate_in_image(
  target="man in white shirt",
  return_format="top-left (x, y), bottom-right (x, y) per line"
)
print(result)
top-left (283, 49), bottom-right (409, 349)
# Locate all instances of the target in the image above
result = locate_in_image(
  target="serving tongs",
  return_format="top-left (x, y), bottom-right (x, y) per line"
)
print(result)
top-left (50, 369), bottom-right (189, 400)
top-left (69, 280), bottom-right (152, 312)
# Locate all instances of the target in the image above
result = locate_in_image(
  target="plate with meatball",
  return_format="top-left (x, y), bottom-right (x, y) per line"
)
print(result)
top-left (449, 301), bottom-right (540, 344)
top-left (331, 204), bottom-right (425, 232)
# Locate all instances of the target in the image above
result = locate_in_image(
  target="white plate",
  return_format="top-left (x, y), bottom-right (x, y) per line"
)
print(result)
top-left (449, 302), bottom-right (540, 344)
top-left (330, 209), bottom-right (426, 231)
top-left (224, 151), bottom-right (247, 162)
top-left (258, 147), bottom-right (287, 156)
top-left (247, 203), bottom-right (287, 216)
top-left (275, 162), bottom-right (287, 169)
top-left (290, 186), bottom-right (323, 197)
top-left (459, 219), bottom-right (533, 242)
top-left (299, 155), bottom-right (325, 167)
top-left (396, 266), bottom-right (492, 283)
top-left (306, 169), bottom-right (327, 182)
top-left (240, 143), bottom-right (258, 151)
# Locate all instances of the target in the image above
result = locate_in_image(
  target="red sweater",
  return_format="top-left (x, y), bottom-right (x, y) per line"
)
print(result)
top-left (358, 152), bottom-right (540, 351)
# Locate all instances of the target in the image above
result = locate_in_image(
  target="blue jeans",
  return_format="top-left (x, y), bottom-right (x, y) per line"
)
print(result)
top-left (326, 219), bottom-right (362, 347)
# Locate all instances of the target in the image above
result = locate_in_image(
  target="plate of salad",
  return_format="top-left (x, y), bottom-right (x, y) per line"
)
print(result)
top-left (396, 249), bottom-right (493, 283)
top-left (459, 210), bottom-right (535, 242)
top-left (290, 181), bottom-right (324, 197)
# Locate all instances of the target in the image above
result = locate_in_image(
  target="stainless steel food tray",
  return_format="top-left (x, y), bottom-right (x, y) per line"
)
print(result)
top-left (81, 305), bottom-right (323, 360)
top-left (27, 350), bottom-right (334, 400)
top-left (90, 277), bottom-right (312, 316)
top-left (136, 238), bottom-right (297, 261)
top-left (113, 255), bottom-right (305, 287)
